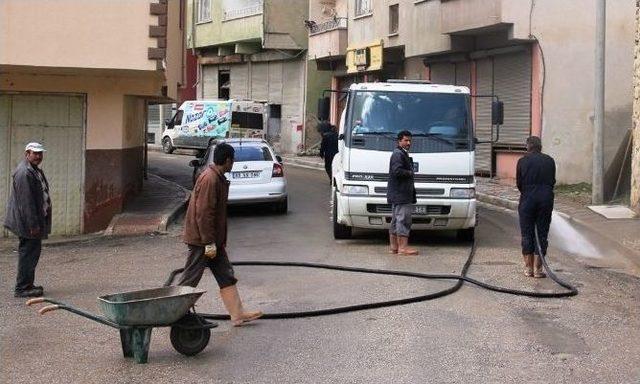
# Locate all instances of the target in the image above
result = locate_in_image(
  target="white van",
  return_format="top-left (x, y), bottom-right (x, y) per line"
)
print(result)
top-left (329, 80), bottom-right (503, 241)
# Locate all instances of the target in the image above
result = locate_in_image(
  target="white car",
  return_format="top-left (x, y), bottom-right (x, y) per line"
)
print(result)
top-left (190, 139), bottom-right (288, 213)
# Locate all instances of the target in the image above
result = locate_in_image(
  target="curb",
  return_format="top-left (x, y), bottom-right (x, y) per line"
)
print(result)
top-left (282, 156), bottom-right (324, 171)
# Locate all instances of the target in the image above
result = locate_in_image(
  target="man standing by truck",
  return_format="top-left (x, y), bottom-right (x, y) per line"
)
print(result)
top-left (516, 136), bottom-right (555, 278)
top-left (387, 131), bottom-right (419, 255)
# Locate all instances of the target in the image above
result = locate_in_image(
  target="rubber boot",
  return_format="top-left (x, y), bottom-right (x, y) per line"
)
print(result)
top-left (397, 236), bottom-right (418, 255)
top-left (522, 254), bottom-right (534, 277)
top-left (220, 285), bottom-right (263, 326)
top-left (533, 255), bottom-right (546, 278)
top-left (389, 233), bottom-right (398, 254)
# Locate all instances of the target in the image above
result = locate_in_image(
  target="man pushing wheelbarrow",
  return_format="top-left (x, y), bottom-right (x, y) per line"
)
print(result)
top-left (178, 142), bottom-right (263, 326)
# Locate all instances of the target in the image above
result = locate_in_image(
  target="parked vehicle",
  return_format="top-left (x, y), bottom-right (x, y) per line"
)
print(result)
top-left (326, 80), bottom-right (503, 240)
top-left (189, 138), bottom-right (288, 213)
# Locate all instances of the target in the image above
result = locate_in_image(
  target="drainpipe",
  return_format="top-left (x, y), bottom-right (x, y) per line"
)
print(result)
top-left (592, 0), bottom-right (606, 204)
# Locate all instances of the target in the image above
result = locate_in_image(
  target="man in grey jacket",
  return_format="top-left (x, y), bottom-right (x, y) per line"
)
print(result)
top-left (5, 142), bottom-right (51, 297)
top-left (387, 131), bottom-right (419, 255)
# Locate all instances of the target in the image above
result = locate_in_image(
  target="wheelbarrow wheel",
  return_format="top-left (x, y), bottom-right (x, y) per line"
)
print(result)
top-left (170, 315), bottom-right (211, 356)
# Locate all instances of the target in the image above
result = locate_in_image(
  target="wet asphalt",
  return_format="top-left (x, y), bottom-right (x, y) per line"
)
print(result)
top-left (1, 152), bottom-right (639, 383)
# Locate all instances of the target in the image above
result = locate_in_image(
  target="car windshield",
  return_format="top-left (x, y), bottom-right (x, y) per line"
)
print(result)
top-left (347, 91), bottom-right (472, 152)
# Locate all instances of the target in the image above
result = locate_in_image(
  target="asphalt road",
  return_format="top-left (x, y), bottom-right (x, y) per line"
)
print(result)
top-left (1, 151), bottom-right (639, 383)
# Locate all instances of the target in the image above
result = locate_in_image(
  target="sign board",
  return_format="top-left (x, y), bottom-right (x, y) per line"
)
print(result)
top-left (180, 101), bottom-right (232, 138)
top-left (346, 40), bottom-right (383, 74)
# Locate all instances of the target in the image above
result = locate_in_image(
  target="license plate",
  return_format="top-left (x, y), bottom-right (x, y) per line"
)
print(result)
top-left (233, 171), bottom-right (261, 179)
top-left (413, 206), bottom-right (427, 215)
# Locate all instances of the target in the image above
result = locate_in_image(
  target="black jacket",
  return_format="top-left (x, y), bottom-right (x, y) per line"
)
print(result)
top-left (516, 151), bottom-right (556, 200)
top-left (319, 131), bottom-right (338, 166)
top-left (387, 147), bottom-right (416, 204)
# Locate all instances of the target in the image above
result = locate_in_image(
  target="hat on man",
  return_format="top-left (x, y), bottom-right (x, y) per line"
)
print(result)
top-left (25, 142), bottom-right (46, 152)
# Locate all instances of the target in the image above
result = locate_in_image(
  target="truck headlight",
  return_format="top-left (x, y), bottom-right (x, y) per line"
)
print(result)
top-left (450, 188), bottom-right (475, 199)
top-left (343, 185), bottom-right (369, 195)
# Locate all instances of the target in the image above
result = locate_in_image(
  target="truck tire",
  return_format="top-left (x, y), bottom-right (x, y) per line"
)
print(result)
top-left (162, 137), bottom-right (175, 154)
top-left (456, 227), bottom-right (475, 242)
top-left (332, 191), bottom-right (352, 239)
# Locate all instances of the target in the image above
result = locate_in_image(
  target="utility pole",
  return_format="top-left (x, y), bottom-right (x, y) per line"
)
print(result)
top-left (632, 0), bottom-right (640, 214)
top-left (592, 0), bottom-right (606, 204)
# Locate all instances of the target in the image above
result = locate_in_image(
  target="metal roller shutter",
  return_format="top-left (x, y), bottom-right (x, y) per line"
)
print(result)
top-left (282, 60), bottom-right (303, 121)
top-left (429, 62), bottom-right (455, 85)
top-left (202, 65), bottom-right (219, 99)
top-left (251, 62), bottom-right (269, 101)
top-left (475, 58), bottom-right (493, 174)
top-left (230, 64), bottom-right (249, 100)
top-left (147, 104), bottom-right (160, 130)
top-left (455, 61), bottom-right (471, 88)
top-left (493, 49), bottom-right (531, 146)
top-left (268, 61), bottom-right (283, 104)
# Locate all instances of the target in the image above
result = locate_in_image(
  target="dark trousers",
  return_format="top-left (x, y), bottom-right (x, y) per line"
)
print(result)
top-left (177, 244), bottom-right (238, 289)
top-left (324, 161), bottom-right (332, 184)
top-left (15, 237), bottom-right (42, 292)
top-left (518, 192), bottom-right (554, 256)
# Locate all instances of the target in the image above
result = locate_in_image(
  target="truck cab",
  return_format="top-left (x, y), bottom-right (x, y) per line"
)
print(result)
top-left (330, 80), bottom-right (489, 241)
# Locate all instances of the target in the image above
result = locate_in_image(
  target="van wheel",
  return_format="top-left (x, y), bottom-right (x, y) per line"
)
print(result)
top-left (162, 137), bottom-right (175, 154)
top-left (332, 191), bottom-right (352, 239)
top-left (457, 227), bottom-right (475, 242)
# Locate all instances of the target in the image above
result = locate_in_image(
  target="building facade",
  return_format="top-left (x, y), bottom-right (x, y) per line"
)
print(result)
top-left (309, 0), bottom-right (634, 201)
top-left (0, 0), bottom-right (184, 234)
top-left (187, 0), bottom-right (331, 154)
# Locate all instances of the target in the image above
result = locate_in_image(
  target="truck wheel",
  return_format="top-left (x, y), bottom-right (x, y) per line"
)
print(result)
top-left (456, 227), bottom-right (475, 242)
top-left (332, 191), bottom-right (352, 239)
top-left (162, 137), bottom-right (175, 154)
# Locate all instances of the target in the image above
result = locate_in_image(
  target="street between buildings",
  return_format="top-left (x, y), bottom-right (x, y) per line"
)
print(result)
top-left (1, 152), bottom-right (639, 383)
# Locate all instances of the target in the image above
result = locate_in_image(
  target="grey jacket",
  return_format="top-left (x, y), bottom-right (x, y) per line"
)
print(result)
top-left (386, 147), bottom-right (417, 205)
top-left (4, 159), bottom-right (52, 239)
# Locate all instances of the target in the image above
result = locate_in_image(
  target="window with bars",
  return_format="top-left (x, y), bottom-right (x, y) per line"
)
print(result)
top-left (355, 0), bottom-right (372, 16)
top-left (197, 0), bottom-right (211, 23)
top-left (389, 4), bottom-right (399, 34)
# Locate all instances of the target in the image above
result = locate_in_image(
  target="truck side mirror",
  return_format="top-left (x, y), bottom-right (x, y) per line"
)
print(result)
top-left (317, 97), bottom-right (330, 121)
top-left (491, 101), bottom-right (504, 126)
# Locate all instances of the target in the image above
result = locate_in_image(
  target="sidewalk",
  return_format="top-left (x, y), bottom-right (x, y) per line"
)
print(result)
top-left (282, 154), bottom-right (640, 269)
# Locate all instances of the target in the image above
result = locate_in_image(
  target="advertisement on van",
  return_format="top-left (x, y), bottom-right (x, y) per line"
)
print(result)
top-left (180, 101), bottom-right (232, 138)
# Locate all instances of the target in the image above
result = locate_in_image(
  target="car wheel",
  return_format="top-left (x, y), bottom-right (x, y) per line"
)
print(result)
top-left (162, 137), bottom-right (175, 154)
top-left (276, 198), bottom-right (288, 214)
top-left (456, 227), bottom-right (475, 242)
top-left (332, 190), bottom-right (352, 239)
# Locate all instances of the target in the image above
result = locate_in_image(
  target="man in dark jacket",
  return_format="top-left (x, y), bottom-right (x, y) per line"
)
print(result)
top-left (318, 122), bottom-right (339, 183)
top-left (178, 143), bottom-right (262, 326)
top-left (516, 136), bottom-right (556, 278)
top-left (387, 131), bottom-right (418, 255)
top-left (5, 142), bottom-right (51, 297)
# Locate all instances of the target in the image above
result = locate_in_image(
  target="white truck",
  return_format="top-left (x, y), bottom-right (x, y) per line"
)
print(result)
top-left (328, 80), bottom-right (503, 241)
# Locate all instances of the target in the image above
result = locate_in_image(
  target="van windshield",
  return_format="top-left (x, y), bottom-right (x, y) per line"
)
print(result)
top-left (347, 91), bottom-right (473, 153)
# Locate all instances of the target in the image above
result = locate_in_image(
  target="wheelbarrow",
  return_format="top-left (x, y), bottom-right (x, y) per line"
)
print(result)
top-left (26, 286), bottom-right (217, 364)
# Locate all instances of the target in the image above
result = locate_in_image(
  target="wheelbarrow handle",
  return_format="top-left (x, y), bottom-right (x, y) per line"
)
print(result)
top-left (26, 298), bottom-right (46, 306)
top-left (39, 305), bottom-right (60, 315)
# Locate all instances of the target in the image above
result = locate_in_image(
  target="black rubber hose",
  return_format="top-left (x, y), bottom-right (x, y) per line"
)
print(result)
top-left (164, 230), bottom-right (577, 321)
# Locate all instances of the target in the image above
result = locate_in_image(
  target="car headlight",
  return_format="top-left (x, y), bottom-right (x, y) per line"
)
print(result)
top-left (343, 185), bottom-right (369, 195)
top-left (450, 188), bottom-right (475, 199)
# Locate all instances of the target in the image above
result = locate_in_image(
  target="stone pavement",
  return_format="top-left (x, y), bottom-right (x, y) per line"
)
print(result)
top-left (282, 154), bottom-right (640, 271)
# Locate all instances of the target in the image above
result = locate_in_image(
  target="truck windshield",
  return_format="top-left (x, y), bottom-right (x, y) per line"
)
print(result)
top-left (347, 91), bottom-right (473, 152)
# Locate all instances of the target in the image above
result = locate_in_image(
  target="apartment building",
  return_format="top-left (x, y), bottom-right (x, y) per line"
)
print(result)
top-left (0, 0), bottom-right (184, 234)
top-left (187, 0), bottom-right (331, 153)
top-left (309, 0), bottom-right (634, 201)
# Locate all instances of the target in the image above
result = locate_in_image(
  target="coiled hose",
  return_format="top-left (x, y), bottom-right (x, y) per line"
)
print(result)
top-left (164, 227), bottom-right (578, 321)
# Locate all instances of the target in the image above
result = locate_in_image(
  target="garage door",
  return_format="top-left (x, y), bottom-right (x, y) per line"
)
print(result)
top-left (0, 93), bottom-right (85, 236)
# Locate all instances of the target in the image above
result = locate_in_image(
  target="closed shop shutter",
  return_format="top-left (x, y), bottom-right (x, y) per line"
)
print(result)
top-left (429, 62), bottom-right (455, 85)
top-left (0, 93), bottom-right (84, 236)
top-left (493, 49), bottom-right (531, 146)
top-left (147, 104), bottom-right (160, 130)
top-left (455, 61), bottom-right (471, 88)
top-left (282, 60), bottom-right (303, 121)
top-left (250, 62), bottom-right (269, 101)
top-left (230, 64), bottom-right (249, 100)
top-left (202, 65), bottom-right (219, 99)
top-left (268, 61), bottom-right (283, 104)
top-left (475, 58), bottom-right (493, 174)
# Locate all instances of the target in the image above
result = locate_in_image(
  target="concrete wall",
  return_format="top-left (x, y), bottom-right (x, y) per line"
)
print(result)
top-left (265, 0), bottom-right (309, 49)
top-left (632, 0), bottom-right (640, 213)
top-left (0, 0), bottom-right (157, 71)
top-left (165, 0), bottom-right (185, 101)
top-left (187, 0), bottom-right (263, 48)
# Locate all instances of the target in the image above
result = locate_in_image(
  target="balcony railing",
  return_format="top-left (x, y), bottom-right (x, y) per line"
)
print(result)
top-left (309, 17), bottom-right (348, 35)
top-left (223, 2), bottom-right (264, 21)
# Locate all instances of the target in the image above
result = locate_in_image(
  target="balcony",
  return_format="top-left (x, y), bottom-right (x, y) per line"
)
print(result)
top-left (441, 0), bottom-right (506, 35)
top-left (308, 17), bottom-right (348, 60)
top-left (223, 2), bottom-right (263, 22)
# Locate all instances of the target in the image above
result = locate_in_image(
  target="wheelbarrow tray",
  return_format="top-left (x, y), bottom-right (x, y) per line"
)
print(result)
top-left (97, 286), bottom-right (205, 326)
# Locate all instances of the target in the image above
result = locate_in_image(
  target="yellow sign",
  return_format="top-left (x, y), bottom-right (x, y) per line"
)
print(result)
top-left (346, 40), bottom-right (383, 74)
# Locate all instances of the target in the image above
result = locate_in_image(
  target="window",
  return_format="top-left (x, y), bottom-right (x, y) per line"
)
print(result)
top-left (197, 0), bottom-right (211, 23)
top-left (389, 4), bottom-right (399, 34)
top-left (229, 145), bottom-right (273, 162)
top-left (355, 0), bottom-right (372, 16)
